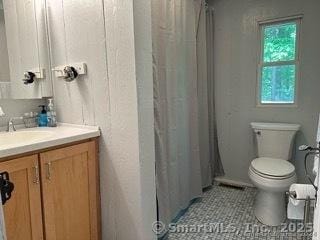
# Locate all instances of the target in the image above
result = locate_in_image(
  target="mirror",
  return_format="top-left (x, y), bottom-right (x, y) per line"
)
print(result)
top-left (0, 0), bottom-right (52, 99)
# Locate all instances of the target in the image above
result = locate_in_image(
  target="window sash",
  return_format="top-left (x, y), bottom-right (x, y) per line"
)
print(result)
top-left (258, 62), bottom-right (299, 106)
top-left (260, 19), bottom-right (300, 64)
top-left (261, 60), bottom-right (296, 67)
top-left (257, 17), bottom-right (301, 106)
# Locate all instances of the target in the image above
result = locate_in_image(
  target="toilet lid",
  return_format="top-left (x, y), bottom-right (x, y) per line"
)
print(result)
top-left (251, 157), bottom-right (295, 177)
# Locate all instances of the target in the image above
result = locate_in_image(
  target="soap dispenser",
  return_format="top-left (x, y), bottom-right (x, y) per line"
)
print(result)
top-left (38, 105), bottom-right (48, 127)
top-left (47, 98), bottom-right (57, 127)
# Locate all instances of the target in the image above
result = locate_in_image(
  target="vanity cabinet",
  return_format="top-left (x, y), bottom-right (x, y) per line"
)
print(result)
top-left (40, 141), bottom-right (99, 240)
top-left (0, 155), bottom-right (43, 240)
top-left (0, 140), bottom-right (100, 240)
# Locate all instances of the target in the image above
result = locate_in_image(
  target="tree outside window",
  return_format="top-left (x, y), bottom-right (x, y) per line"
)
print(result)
top-left (259, 19), bottom-right (300, 105)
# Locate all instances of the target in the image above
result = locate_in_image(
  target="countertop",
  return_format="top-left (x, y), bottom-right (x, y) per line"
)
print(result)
top-left (0, 123), bottom-right (100, 159)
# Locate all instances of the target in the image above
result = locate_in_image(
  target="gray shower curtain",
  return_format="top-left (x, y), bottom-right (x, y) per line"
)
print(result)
top-left (196, 1), bottom-right (224, 188)
top-left (196, 0), bottom-right (212, 188)
top-left (203, 3), bottom-right (225, 184)
top-left (152, 0), bottom-right (203, 226)
top-left (153, 0), bottom-right (224, 227)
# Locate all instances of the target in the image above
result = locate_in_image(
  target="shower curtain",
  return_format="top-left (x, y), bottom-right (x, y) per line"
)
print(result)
top-left (152, 0), bottom-right (203, 226)
top-left (202, 3), bottom-right (225, 185)
top-left (195, 1), bottom-right (224, 188)
top-left (152, 0), bottom-right (224, 227)
top-left (196, 1), bottom-right (212, 188)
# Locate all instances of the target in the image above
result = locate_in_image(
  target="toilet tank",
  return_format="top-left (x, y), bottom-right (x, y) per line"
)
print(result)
top-left (251, 122), bottom-right (300, 160)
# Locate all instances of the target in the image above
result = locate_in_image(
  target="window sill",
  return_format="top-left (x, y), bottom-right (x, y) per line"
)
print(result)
top-left (256, 103), bottom-right (298, 108)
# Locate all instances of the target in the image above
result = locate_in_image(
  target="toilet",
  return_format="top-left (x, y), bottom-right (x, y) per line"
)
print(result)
top-left (248, 122), bottom-right (300, 226)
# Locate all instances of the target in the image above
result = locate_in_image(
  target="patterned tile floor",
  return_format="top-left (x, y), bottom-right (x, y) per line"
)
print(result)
top-left (165, 184), bottom-right (313, 240)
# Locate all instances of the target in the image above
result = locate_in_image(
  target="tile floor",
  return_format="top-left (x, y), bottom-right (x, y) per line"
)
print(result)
top-left (165, 184), bottom-right (313, 240)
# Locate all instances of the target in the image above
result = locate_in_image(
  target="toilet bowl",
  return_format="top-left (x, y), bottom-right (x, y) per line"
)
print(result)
top-left (248, 157), bottom-right (297, 226)
top-left (249, 122), bottom-right (300, 226)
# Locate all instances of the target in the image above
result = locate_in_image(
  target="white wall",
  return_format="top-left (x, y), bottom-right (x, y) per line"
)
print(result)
top-left (132, 0), bottom-right (157, 237)
top-left (47, 0), bottom-right (156, 239)
top-left (210, 0), bottom-right (320, 185)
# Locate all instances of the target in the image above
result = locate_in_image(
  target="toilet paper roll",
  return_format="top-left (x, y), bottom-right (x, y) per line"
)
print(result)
top-left (289, 184), bottom-right (316, 206)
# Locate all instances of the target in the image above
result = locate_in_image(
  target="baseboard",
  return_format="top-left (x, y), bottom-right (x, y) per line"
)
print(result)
top-left (214, 176), bottom-right (254, 188)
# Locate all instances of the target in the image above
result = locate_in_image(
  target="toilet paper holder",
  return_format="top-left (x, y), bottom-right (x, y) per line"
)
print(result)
top-left (287, 190), bottom-right (315, 227)
top-left (287, 190), bottom-right (316, 201)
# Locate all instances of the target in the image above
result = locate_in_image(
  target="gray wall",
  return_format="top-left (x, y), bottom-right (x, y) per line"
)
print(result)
top-left (210, 0), bottom-right (320, 184)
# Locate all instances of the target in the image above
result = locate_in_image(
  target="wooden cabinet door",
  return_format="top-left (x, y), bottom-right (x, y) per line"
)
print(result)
top-left (40, 141), bottom-right (99, 240)
top-left (0, 155), bottom-right (43, 240)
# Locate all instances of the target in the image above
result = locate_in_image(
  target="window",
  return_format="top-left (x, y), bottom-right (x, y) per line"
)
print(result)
top-left (258, 18), bottom-right (301, 105)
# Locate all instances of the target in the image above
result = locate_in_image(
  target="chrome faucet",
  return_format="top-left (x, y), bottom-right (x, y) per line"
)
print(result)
top-left (0, 106), bottom-right (23, 132)
top-left (7, 117), bottom-right (23, 132)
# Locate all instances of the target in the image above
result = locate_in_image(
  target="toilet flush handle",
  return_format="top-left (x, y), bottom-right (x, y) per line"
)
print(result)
top-left (299, 145), bottom-right (312, 151)
top-left (254, 130), bottom-right (261, 136)
top-left (299, 144), bottom-right (320, 152)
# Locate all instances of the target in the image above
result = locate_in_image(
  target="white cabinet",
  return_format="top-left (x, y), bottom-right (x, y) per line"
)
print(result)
top-left (3, 0), bottom-right (52, 99)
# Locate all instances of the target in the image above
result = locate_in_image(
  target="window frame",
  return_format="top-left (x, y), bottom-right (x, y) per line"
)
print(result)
top-left (256, 16), bottom-right (302, 107)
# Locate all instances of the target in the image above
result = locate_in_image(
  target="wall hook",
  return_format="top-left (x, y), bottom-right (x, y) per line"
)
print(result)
top-left (63, 66), bottom-right (79, 82)
top-left (22, 69), bottom-right (45, 85)
top-left (23, 71), bottom-right (36, 85)
top-left (52, 63), bottom-right (87, 82)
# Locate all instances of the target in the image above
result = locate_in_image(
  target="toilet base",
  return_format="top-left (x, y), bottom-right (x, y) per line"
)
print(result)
top-left (254, 189), bottom-right (286, 226)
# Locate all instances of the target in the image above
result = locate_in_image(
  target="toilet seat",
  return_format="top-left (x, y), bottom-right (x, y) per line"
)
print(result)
top-left (250, 157), bottom-right (295, 179)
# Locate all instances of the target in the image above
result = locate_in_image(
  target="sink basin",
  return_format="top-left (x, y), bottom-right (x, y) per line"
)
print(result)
top-left (0, 131), bottom-right (54, 149)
